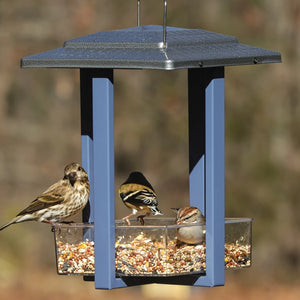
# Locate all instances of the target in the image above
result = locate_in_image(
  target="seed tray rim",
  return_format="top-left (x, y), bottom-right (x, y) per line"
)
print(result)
top-left (51, 217), bottom-right (253, 230)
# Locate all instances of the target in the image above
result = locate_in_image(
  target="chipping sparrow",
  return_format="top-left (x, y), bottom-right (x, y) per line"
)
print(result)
top-left (173, 206), bottom-right (205, 244)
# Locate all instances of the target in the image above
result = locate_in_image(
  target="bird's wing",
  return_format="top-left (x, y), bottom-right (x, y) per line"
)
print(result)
top-left (123, 188), bottom-right (158, 207)
top-left (16, 180), bottom-right (67, 216)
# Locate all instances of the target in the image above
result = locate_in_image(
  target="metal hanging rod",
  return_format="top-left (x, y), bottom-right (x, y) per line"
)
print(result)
top-left (137, 0), bottom-right (168, 48)
top-left (163, 0), bottom-right (167, 47)
top-left (137, 0), bottom-right (141, 26)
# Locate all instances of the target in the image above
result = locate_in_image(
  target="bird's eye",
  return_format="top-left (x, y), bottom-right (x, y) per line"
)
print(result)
top-left (77, 166), bottom-right (82, 171)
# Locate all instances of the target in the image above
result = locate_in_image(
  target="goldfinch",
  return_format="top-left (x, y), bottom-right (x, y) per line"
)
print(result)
top-left (119, 171), bottom-right (162, 225)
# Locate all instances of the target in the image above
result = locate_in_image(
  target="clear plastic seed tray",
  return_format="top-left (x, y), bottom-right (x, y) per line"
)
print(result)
top-left (52, 223), bottom-right (95, 275)
top-left (52, 218), bottom-right (252, 276)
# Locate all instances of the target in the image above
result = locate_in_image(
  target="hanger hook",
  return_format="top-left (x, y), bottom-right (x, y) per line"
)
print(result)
top-left (137, 0), bottom-right (168, 48)
top-left (163, 0), bottom-right (167, 48)
top-left (137, 0), bottom-right (141, 27)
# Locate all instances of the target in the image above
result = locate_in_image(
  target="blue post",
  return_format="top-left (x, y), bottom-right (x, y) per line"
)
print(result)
top-left (81, 69), bottom-right (95, 225)
top-left (80, 67), bottom-right (224, 288)
top-left (188, 68), bottom-right (225, 286)
top-left (80, 69), bottom-right (126, 289)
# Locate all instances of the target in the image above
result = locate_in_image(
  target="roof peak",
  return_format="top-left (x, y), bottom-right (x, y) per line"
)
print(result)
top-left (63, 25), bottom-right (238, 50)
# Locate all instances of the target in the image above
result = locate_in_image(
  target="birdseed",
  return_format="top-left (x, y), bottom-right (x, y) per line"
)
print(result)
top-left (56, 240), bottom-right (95, 275)
top-left (55, 232), bottom-right (251, 275)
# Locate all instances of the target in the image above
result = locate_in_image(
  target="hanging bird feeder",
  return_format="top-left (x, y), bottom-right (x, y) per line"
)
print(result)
top-left (21, 0), bottom-right (281, 289)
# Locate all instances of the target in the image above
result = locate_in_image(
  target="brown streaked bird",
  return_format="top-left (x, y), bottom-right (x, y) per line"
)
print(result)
top-left (172, 206), bottom-right (205, 244)
top-left (0, 162), bottom-right (89, 231)
top-left (119, 171), bottom-right (162, 225)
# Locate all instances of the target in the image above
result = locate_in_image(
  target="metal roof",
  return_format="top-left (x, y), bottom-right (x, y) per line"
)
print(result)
top-left (21, 25), bottom-right (281, 70)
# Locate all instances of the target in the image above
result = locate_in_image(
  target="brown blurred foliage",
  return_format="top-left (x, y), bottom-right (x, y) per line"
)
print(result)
top-left (0, 0), bottom-right (299, 298)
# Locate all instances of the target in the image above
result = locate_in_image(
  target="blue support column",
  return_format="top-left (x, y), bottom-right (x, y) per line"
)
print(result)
top-left (80, 69), bottom-right (126, 289)
top-left (81, 69), bottom-right (96, 224)
top-left (188, 68), bottom-right (225, 286)
top-left (80, 67), bottom-right (224, 288)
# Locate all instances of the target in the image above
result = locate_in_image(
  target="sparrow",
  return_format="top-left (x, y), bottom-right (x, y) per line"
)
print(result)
top-left (119, 171), bottom-right (162, 225)
top-left (172, 206), bottom-right (205, 244)
top-left (0, 162), bottom-right (89, 231)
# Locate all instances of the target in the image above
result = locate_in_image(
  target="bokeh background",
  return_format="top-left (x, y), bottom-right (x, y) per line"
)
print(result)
top-left (0, 0), bottom-right (299, 299)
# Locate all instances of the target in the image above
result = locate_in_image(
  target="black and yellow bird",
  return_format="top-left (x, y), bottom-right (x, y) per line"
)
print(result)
top-left (119, 171), bottom-right (162, 225)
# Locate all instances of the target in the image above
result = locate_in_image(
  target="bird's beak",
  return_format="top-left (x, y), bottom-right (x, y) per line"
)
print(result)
top-left (67, 172), bottom-right (77, 186)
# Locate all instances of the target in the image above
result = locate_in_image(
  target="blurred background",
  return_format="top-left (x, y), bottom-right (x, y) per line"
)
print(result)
top-left (0, 0), bottom-right (299, 299)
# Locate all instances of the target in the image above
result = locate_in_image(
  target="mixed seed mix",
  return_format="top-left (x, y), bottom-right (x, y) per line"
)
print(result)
top-left (56, 240), bottom-right (95, 274)
top-left (115, 233), bottom-right (206, 276)
top-left (55, 232), bottom-right (251, 275)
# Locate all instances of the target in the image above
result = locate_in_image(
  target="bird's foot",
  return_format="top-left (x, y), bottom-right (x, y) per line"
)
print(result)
top-left (122, 217), bottom-right (131, 226)
top-left (43, 220), bottom-right (56, 226)
top-left (60, 221), bottom-right (75, 225)
top-left (137, 215), bottom-right (145, 225)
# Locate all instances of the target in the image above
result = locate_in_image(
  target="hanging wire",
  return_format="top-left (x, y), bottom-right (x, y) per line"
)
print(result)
top-left (137, 0), bottom-right (141, 26)
top-left (163, 0), bottom-right (167, 48)
top-left (136, 0), bottom-right (168, 48)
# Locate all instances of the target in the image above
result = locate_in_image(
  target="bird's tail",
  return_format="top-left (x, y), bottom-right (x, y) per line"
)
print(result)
top-left (150, 207), bottom-right (163, 216)
top-left (0, 216), bottom-right (26, 231)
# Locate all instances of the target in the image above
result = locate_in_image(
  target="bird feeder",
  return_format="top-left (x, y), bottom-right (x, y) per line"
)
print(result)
top-left (20, 1), bottom-right (281, 289)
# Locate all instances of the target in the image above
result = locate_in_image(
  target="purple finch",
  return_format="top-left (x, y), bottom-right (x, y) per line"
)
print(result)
top-left (0, 162), bottom-right (89, 231)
